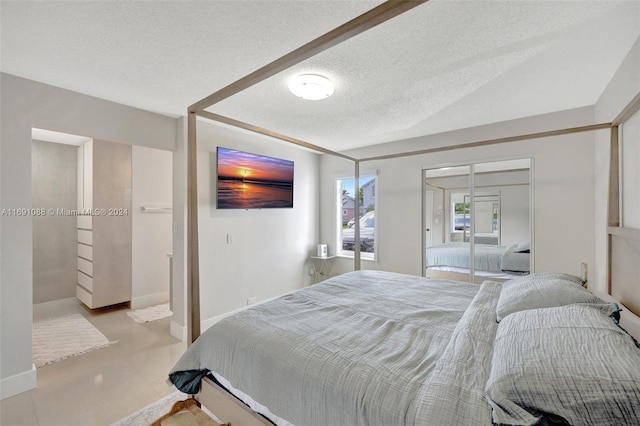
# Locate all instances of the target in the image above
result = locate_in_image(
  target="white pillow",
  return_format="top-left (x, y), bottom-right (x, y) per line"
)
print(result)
top-left (487, 304), bottom-right (640, 426)
top-left (513, 241), bottom-right (530, 252)
top-left (496, 272), bottom-right (596, 322)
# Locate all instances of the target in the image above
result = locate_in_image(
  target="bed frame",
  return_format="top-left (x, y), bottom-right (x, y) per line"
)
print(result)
top-left (183, 2), bottom-right (640, 424)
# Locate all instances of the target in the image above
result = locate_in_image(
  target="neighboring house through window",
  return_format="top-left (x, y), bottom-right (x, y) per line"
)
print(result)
top-left (335, 175), bottom-right (377, 260)
top-left (342, 195), bottom-right (356, 226)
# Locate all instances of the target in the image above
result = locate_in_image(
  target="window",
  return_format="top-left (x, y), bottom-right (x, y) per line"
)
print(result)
top-left (336, 175), bottom-right (377, 259)
top-left (451, 196), bottom-right (471, 233)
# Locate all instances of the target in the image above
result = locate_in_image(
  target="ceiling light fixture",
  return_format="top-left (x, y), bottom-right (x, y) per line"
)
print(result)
top-left (288, 74), bottom-right (334, 100)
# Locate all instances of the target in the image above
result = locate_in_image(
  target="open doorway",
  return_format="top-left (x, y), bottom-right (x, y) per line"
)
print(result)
top-left (31, 128), bottom-right (174, 367)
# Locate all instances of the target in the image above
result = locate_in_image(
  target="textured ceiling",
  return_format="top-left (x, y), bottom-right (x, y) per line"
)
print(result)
top-left (2, 1), bottom-right (639, 152)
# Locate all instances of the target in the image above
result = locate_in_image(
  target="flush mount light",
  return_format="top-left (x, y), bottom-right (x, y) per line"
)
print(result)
top-left (288, 74), bottom-right (334, 100)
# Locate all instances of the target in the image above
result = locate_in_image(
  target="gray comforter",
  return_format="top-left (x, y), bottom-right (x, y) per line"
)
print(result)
top-left (169, 270), bottom-right (501, 426)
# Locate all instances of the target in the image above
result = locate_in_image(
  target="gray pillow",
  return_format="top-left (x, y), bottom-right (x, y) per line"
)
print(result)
top-left (496, 272), bottom-right (596, 321)
top-left (486, 303), bottom-right (640, 426)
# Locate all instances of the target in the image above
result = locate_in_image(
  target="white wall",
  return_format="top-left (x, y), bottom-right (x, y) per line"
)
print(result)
top-left (195, 121), bottom-right (320, 327)
top-left (0, 73), bottom-right (177, 399)
top-left (321, 107), bottom-right (599, 279)
top-left (171, 118), bottom-right (187, 341)
top-left (594, 37), bottom-right (640, 293)
top-left (132, 145), bottom-right (173, 309)
top-left (498, 185), bottom-right (530, 247)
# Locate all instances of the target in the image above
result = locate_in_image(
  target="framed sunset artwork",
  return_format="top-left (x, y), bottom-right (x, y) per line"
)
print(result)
top-left (216, 147), bottom-right (294, 209)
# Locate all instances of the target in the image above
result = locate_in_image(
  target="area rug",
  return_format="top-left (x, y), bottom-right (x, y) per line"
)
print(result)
top-left (33, 313), bottom-right (115, 367)
top-left (110, 390), bottom-right (186, 426)
top-left (110, 390), bottom-right (223, 426)
top-left (127, 303), bottom-right (172, 323)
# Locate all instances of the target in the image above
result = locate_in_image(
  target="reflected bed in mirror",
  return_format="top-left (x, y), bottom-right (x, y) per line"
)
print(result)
top-left (425, 241), bottom-right (530, 280)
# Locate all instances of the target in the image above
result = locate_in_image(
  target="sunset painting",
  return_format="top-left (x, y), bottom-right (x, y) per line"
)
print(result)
top-left (216, 147), bottom-right (294, 209)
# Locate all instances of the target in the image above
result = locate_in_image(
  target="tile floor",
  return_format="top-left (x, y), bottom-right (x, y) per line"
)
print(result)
top-left (1, 298), bottom-right (187, 426)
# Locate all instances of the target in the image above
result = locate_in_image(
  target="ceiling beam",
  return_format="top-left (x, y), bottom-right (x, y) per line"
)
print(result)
top-left (612, 91), bottom-right (640, 126)
top-left (189, 0), bottom-right (428, 112)
top-left (357, 122), bottom-right (612, 163)
top-left (197, 110), bottom-right (357, 161)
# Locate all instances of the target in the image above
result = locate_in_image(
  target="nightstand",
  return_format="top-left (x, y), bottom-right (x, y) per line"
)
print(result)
top-left (309, 255), bottom-right (336, 283)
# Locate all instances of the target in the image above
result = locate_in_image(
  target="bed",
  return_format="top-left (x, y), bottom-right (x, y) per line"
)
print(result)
top-left (177, 2), bottom-right (640, 425)
top-left (425, 242), bottom-right (530, 276)
top-left (169, 270), bottom-right (640, 425)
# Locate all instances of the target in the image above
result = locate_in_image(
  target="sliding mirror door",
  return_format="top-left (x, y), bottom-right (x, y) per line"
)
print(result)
top-left (424, 165), bottom-right (473, 282)
top-left (424, 159), bottom-right (532, 283)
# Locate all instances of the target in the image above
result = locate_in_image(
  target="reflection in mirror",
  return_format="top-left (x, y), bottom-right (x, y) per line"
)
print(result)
top-left (424, 165), bottom-right (472, 281)
top-left (424, 159), bottom-right (531, 283)
top-left (464, 192), bottom-right (499, 244)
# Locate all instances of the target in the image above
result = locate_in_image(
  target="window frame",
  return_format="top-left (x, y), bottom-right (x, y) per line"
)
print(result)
top-left (335, 174), bottom-right (378, 261)
top-left (450, 193), bottom-right (471, 235)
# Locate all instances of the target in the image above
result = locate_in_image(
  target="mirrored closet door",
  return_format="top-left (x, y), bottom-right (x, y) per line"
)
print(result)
top-left (423, 158), bottom-right (532, 283)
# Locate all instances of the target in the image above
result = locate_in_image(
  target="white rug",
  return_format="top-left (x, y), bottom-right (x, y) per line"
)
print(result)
top-left (33, 314), bottom-right (115, 367)
top-left (110, 390), bottom-right (223, 426)
top-left (110, 390), bottom-right (187, 426)
top-left (127, 303), bottom-right (172, 323)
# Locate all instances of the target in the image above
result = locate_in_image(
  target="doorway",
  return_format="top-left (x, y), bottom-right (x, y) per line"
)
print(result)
top-left (31, 128), bottom-right (174, 350)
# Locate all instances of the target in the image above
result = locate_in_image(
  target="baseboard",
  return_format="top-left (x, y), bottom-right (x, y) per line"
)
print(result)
top-left (174, 290), bottom-right (298, 341)
top-left (171, 315), bottom-right (235, 341)
top-left (130, 291), bottom-right (169, 310)
top-left (201, 291), bottom-right (296, 333)
top-left (170, 320), bottom-right (186, 342)
top-left (201, 306), bottom-right (246, 333)
top-left (0, 364), bottom-right (36, 400)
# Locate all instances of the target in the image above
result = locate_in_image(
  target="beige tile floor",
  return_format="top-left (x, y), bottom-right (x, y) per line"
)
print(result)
top-left (1, 298), bottom-right (187, 426)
